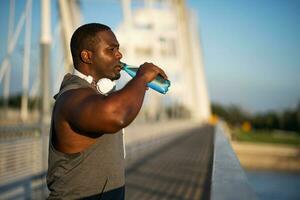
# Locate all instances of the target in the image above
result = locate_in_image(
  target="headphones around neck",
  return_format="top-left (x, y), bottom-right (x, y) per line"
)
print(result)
top-left (73, 69), bottom-right (116, 95)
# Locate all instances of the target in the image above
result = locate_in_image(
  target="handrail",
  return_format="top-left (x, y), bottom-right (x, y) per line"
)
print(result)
top-left (211, 122), bottom-right (257, 200)
top-left (0, 172), bottom-right (47, 199)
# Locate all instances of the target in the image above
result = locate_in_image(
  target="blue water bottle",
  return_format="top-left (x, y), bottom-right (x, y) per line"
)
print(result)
top-left (120, 62), bottom-right (171, 94)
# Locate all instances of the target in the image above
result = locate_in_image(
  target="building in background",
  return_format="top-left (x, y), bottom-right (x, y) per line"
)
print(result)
top-left (116, 0), bottom-right (211, 122)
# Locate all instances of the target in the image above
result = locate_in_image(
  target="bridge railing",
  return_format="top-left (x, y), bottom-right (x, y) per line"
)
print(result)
top-left (211, 122), bottom-right (257, 200)
top-left (0, 124), bottom-right (49, 199)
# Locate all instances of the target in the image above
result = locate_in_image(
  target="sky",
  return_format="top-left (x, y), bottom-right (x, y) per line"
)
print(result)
top-left (0, 0), bottom-right (300, 113)
top-left (188, 0), bottom-right (300, 113)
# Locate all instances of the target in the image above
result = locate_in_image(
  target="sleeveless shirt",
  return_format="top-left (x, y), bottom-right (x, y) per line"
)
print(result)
top-left (47, 74), bottom-right (125, 199)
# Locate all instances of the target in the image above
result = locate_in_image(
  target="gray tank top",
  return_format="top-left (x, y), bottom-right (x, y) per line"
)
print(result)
top-left (47, 74), bottom-right (125, 199)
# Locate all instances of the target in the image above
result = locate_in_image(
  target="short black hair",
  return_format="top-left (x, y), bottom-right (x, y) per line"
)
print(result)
top-left (70, 23), bottom-right (111, 68)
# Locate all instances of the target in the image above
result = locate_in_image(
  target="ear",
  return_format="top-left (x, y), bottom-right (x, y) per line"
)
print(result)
top-left (80, 50), bottom-right (92, 64)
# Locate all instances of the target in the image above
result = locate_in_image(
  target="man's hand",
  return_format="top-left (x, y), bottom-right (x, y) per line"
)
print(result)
top-left (136, 62), bottom-right (168, 83)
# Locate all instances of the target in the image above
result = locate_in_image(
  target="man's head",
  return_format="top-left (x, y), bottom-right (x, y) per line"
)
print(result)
top-left (70, 23), bottom-right (123, 81)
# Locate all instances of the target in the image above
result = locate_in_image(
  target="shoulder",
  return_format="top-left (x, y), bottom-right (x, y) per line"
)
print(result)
top-left (54, 87), bottom-right (100, 118)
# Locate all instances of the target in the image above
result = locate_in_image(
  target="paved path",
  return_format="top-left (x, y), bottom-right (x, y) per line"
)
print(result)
top-left (125, 125), bottom-right (214, 200)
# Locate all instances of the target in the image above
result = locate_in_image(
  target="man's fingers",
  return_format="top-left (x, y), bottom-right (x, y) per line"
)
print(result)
top-left (155, 67), bottom-right (168, 80)
top-left (159, 70), bottom-right (168, 80)
top-left (139, 62), bottom-right (169, 81)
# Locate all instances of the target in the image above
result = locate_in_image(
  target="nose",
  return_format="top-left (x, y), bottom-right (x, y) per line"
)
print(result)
top-left (116, 49), bottom-right (122, 60)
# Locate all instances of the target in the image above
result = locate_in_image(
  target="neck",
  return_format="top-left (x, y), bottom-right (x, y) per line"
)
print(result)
top-left (73, 68), bottom-right (94, 84)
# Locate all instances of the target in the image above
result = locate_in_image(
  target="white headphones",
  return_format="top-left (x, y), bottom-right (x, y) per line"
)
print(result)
top-left (73, 69), bottom-right (116, 95)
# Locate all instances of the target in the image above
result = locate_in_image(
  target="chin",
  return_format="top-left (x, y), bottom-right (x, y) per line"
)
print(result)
top-left (112, 73), bottom-right (121, 80)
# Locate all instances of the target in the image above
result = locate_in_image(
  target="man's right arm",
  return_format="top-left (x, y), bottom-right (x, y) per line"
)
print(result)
top-left (64, 63), bottom-right (167, 136)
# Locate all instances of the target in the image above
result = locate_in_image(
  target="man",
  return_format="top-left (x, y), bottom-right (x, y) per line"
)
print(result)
top-left (46, 23), bottom-right (168, 199)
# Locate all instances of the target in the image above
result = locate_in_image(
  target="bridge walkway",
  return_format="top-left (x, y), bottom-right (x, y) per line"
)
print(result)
top-left (125, 125), bottom-right (214, 200)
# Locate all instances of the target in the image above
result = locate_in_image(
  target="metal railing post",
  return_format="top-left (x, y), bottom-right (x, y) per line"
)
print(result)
top-left (40, 0), bottom-right (51, 197)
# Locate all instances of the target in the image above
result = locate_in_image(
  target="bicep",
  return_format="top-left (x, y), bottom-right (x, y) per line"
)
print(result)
top-left (66, 91), bottom-right (123, 135)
